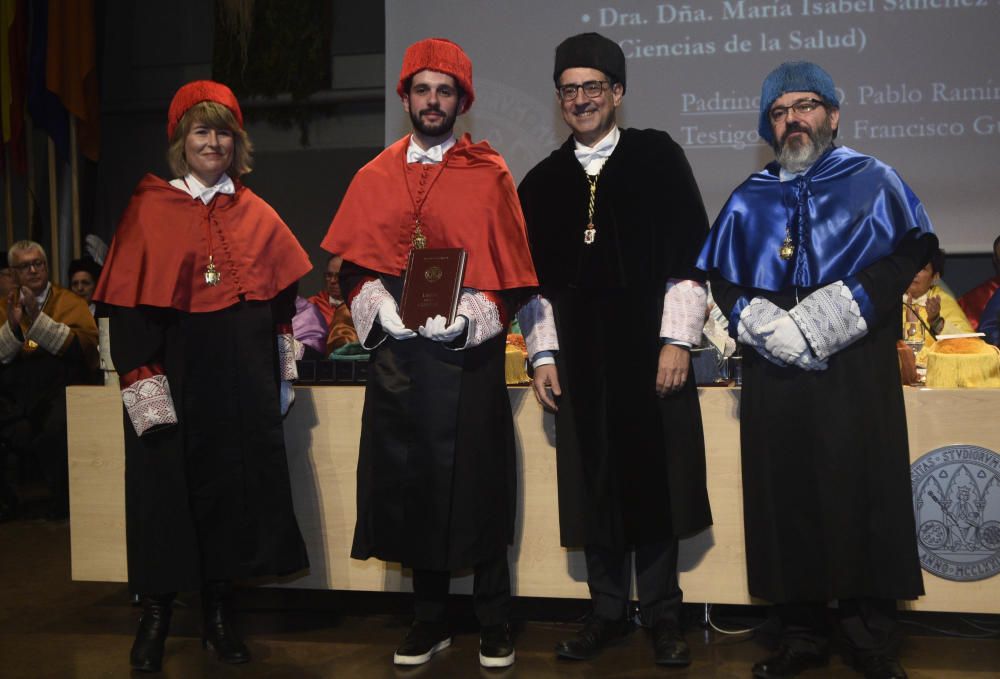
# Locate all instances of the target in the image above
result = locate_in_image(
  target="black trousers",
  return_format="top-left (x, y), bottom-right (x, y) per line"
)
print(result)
top-left (585, 538), bottom-right (682, 626)
top-left (774, 598), bottom-right (900, 658)
top-left (412, 553), bottom-right (511, 627)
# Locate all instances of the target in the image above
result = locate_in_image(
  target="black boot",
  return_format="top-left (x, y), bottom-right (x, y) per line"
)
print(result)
top-left (130, 592), bottom-right (175, 673)
top-left (201, 581), bottom-right (251, 664)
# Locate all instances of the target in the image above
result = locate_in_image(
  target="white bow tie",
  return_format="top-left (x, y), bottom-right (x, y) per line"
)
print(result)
top-left (407, 145), bottom-right (445, 164)
top-left (574, 142), bottom-right (615, 170)
top-left (194, 177), bottom-right (235, 204)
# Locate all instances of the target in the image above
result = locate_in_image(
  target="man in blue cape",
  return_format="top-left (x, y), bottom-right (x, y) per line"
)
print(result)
top-left (697, 62), bottom-right (937, 679)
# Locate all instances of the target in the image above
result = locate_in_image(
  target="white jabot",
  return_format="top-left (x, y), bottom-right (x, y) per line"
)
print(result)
top-left (169, 173), bottom-right (235, 205)
top-left (574, 127), bottom-right (620, 175)
top-left (778, 166), bottom-right (806, 183)
top-left (406, 134), bottom-right (457, 164)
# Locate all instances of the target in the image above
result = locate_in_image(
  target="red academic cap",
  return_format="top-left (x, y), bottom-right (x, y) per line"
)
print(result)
top-left (396, 38), bottom-right (475, 113)
top-left (166, 80), bottom-right (244, 139)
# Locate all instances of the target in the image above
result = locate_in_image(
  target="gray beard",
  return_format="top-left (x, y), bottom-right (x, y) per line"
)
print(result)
top-left (775, 119), bottom-right (835, 174)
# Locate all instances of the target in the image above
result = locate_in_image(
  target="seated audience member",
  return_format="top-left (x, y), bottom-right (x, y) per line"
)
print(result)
top-left (957, 235), bottom-right (1000, 330)
top-left (307, 253), bottom-right (358, 353)
top-left (293, 296), bottom-right (329, 360)
top-left (326, 300), bottom-right (359, 353)
top-left (68, 256), bottom-right (103, 316)
top-left (0, 240), bottom-right (99, 518)
top-left (904, 248), bottom-right (973, 340)
top-left (0, 254), bottom-right (14, 297)
top-left (979, 287), bottom-right (1000, 347)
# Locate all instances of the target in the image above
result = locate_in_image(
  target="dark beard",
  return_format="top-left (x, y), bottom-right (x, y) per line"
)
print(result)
top-left (774, 115), bottom-right (835, 173)
top-left (409, 105), bottom-right (457, 139)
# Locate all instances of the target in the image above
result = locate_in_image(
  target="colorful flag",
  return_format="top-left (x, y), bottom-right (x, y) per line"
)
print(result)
top-left (26, 0), bottom-right (69, 161)
top-left (45, 0), bottom-right (99, 161)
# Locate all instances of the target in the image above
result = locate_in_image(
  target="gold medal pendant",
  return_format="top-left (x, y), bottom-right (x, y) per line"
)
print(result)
top-left (204, 255), bottom-right (221, 286)
top-left (779, 230), bottom-right (795, 260)
top-left (584, 224), bottom-right (596, 244)
top-left (411, 221), bottom-right (427, 250)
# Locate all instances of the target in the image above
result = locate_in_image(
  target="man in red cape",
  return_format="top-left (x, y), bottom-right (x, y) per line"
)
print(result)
top-left (321, 38), bottom-right (536, 669)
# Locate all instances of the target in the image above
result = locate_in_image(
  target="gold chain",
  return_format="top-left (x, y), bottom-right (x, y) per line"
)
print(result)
top-left (584, 173), bottom-right (599, 244)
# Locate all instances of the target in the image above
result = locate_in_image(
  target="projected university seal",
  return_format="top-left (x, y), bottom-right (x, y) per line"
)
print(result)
top-left (911, 445), bottom-right (1000, 582)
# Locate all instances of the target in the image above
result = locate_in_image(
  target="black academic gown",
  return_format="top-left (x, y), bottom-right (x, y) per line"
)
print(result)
top-left (518, 128), bottom-right (713, 550)
top-left (108, 289), bottom-right (309, 594)
top-left (709, 231), bottom-right (933, 603)
top-left (343, 264), bottom-right (517, 573)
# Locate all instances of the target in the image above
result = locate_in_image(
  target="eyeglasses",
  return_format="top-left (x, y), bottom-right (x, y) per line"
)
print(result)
top-left (769, 98), bottom-right (825, 123)
top-left (12, 258), bottom-right (46, 273)
top-left (557, 80), bottom-right (609, 101)
top-left (323, 272), bottom-right (340, 280)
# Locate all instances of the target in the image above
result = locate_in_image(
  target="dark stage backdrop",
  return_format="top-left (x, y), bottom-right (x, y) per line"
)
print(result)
top-left (386, 0), bottom-right (1000, 254)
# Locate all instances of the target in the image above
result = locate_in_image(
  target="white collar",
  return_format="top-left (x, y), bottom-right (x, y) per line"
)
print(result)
top-left (170, 173), bottom-right (235, 204)
top-left (779, 166), bottom-right (808, 182)
top-left (22, 282), bottom-right (52, 310)
top-left (574, 127), bottom-right (619, 174)
top-left (406, 135), bottom-right (457, 164)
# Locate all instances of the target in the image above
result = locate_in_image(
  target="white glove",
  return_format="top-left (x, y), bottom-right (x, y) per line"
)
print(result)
top-left (418, 314), bottom-right (467, 342)
top-left (761, 316), bottom-right (827, 371)
top-left (377, 299), bottom-right (417, 340)
top-left (762, 316), bottom-right (809, 363)
top-left (280, 380), bottom-right (295, 416)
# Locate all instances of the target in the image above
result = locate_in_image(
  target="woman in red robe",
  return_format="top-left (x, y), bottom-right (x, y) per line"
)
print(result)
top-left (94, 81), bottom-right (311, 673)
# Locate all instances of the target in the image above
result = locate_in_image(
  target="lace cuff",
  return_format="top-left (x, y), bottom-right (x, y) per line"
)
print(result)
top-left (277, 332), bottom-right (299, 381)
top-left (736, 297), bottom-right (789, 367)
top-left (517, 294), bottom-right (559, 360)
top-left (788, 280), bottom-right (868, 361)
top-left (120, 366), bottom-right (178, 437)
top-left (660, 279), bottom-right (707, 346)
top-left (350, 278), bottom-right (394, 349)
top-left (26, 312), bottom-right (71, 355)
top-left (0, 323), bottom-right (21, 363)
top-left (451, 289), bottom-right (506, 350)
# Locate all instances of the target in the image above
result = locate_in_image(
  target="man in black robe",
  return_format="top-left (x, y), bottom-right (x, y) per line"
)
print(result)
top-left (697, 61), bottom-right (935, 679)
top-left (517, 32), bottom-right (713, 667)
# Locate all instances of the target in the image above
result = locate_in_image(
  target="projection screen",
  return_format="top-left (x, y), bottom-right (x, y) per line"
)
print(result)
top-left (386, 0), bottom-right (1000, 253)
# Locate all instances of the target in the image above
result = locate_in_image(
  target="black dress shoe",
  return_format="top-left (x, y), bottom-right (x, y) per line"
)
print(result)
top-left (555, 615), bottom-right (632, 660)
top-left (752, 645), bottom-right (828, 678)
top-left (130, 593), bottom-right (175, 673)
top-left (480, 623), bottom-right (515, 668)
top-left (393, 621), bottom-right (451, 666)
top-left (651, 620), bottom-right (690, 667)
top-left (201, 581), bottom-right (250, 664)
top-left (856, 654), bottom-right (908, 679)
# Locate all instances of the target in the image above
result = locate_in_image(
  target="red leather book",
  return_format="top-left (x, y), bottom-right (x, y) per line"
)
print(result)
top-left (400, 248), bottom-right (467, 329)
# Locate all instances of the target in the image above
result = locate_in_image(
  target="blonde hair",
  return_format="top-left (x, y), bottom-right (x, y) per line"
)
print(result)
top-left (8, 240), bottom-right (47, 267)
top-left (166, 101), bottom-right (253, 178)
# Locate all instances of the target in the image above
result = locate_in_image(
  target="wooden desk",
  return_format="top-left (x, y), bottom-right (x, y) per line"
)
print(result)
top-left (67, 384), bottom-right (1000, 613)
